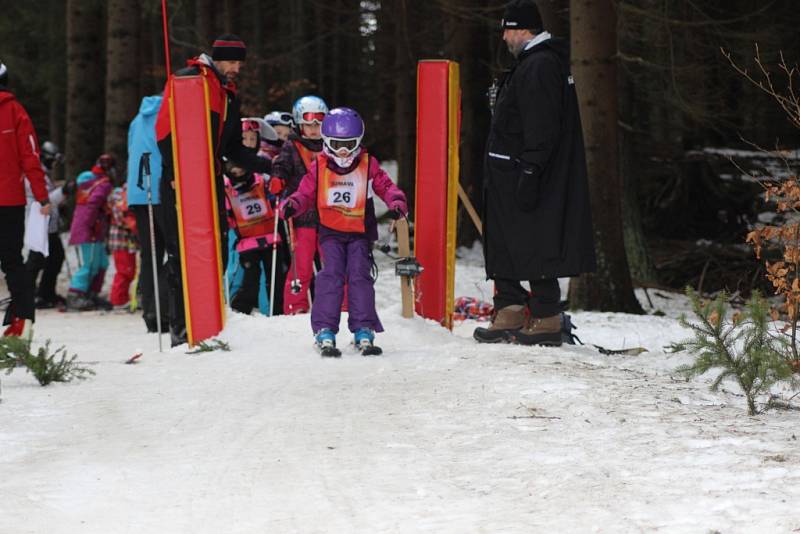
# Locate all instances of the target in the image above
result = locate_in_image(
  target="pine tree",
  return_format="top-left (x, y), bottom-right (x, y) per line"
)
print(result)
top-left (670, 289), bottom-right (796, 415)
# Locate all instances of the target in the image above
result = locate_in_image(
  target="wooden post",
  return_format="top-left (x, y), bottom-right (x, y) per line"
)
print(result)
top-left (395, 218), bottom-right (413, 318)
top-left (457, 182), bottom-right (482, 236)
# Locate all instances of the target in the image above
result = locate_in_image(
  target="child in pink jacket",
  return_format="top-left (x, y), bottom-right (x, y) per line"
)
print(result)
top-left (281, 108), bottom-right (407, 357)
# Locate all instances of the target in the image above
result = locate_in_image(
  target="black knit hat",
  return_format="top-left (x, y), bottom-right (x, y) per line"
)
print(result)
top-left (0, 61), bottom-right (7, 86)
top-left (211, 34), bottom-right (247, 61)
top-left (501, 0), bottom-right (544, 32)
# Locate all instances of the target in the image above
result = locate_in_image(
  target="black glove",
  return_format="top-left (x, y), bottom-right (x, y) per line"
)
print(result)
top-left (62, 180), bottom-right (77, 196)
top-left (232, 173), bottom-right (255, 193)
top-left (388, 206), bottom-right (405, 220)
top-left (282, 201), bottom-right (297, 219)
top-left (515, 166), bottom-right (540, 212)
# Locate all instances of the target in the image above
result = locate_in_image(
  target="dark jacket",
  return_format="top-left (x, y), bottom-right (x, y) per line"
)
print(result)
top-left (155, 55), bottom-right (270, 194)
top-left (483, 36), bottom-right (596, 280)
top-left (271, 132), bottom-right (323, 228)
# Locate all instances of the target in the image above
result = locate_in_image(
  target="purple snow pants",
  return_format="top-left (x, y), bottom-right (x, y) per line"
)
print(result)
top-left (311, 231), bottom-right (383, 334)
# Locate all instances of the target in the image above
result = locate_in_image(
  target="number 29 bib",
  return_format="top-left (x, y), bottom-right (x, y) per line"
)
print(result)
top-left (227, 175), bottom-right (275, 238)
top-left (316, 152), bottom-right (370, 233)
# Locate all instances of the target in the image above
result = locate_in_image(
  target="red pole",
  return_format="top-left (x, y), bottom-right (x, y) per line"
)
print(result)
top-left (161, 0), bottom-right (172, 78)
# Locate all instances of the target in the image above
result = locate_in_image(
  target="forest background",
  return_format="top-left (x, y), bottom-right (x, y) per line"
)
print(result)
top-left (1, 0), bottom-right (799, 312)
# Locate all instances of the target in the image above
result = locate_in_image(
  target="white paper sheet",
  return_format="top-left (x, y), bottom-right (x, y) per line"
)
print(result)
top-left (24, 201), bottom-right (50, 256)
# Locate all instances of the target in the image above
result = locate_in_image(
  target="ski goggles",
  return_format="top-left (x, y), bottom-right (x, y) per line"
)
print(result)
top-left (300, 111), bottom-right (326, 124)
top-left (323, 136), bottom-right (362, 156)
top-left (241, 118), bottom-right (261, 132)
top-left (274, 113), bottom-right (293, 125)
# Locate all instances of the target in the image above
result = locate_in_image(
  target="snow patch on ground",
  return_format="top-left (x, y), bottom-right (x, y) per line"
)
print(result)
top-left (2, 236), bottom-right (800, 532)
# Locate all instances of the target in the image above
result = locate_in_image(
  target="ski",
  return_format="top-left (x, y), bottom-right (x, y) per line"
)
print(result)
top-left (318, 345), bottom-right (342, 358)
top-left (125, 351), bottom-right (143, 364)
top-left (360, 344), bottom-right (383, 356)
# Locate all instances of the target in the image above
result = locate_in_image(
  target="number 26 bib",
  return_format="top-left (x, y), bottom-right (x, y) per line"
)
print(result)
top-left (317, 152), bottom-right (370, 233)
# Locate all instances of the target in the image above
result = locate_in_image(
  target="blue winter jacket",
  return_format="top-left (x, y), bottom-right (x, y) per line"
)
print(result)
top-left (127, 95), bottom-right (163, 205)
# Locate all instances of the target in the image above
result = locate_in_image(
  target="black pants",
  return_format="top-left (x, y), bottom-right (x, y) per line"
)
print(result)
top-left (231, 247), bottom-right (287, 315)
top-left (26, 232), bottom-right (65, 301)
top-left (0, 206), bottom-right (34, 322)
top-left (133, 205), bottom-right (168, 327)
top-left (494, 277), bottom-right (561, 318)
top-left (160, 178), bottom-right (229, 339)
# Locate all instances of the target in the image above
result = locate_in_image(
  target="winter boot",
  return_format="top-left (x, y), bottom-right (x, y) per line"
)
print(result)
top-left (510, 314), bottom-right (562, 347)
top-left (472, 304), bottom-right (526, 343)
top-left (143, 313), bottom-right (170, 334)
top-left (66, 291), bottom-right (97, 312)
top-left (170, 325), bottom-right (188, 347)
top-left (315, 328), bottom-right (341, 357)
top-left (2, 316), bottom-right (32, 338)
top-left (35, 294), bottom-right (66, 309)
top-left (354, 327), bottom-right (382, 356)
top-left (90, 293), bottom-right (113, 311)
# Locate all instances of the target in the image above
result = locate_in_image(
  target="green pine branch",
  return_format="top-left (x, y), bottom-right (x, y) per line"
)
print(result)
top-left (669, 288), bottom-right (795, 415)
top-left (185, 339), bottom-right (231, 354)
top-left (0, 336), bottom-right (95, 386)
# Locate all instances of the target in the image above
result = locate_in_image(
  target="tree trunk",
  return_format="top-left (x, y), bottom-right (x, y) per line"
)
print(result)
top-left (393, 0), bottom-right (416, 198)
top-left (568, 0), bottom-right (643, 314)
top-left (46, 0), bottom-right (67, 182)
top-left (443, 0), bottom-right (491, 246)
top-left (538, 0), bottom-right (569, 38)
top-left (105, 0), bottom-right (140, 175)
top-left (195, 0), bottom-right (214, 45)
top-left (66, 0), bottom-right (104, 181)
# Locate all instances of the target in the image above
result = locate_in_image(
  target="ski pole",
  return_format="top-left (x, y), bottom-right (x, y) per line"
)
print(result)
top-left (140, 152), bottom-right (163, 352)
top-left (268, 204), bottom-right (280, 317)
top-left (285, 218), bottom-right (301, 294)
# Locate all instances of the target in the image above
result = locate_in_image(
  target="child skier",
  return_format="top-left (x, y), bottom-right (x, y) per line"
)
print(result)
top-left (224, 119), bottom-right (286, 315)
top-left (26, 140), bottom-right (71, 309)
top-left (262, 111), bottom-right (293, 160)
top-left (270, 95), bottom-right (329, 315)
top-left (281, 107), bottom-right (407, 357)
top-left (66, 154), bottom-right (115, 311)
top-left (107, 183), bottom-right (139, 309)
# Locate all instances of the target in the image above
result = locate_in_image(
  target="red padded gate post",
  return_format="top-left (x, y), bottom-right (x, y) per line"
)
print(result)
top-left (414, 60), bottom-right (460, 329)
top-left (168, 75), bottom-right (226, 346)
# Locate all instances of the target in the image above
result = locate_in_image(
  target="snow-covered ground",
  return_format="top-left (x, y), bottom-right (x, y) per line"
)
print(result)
top-left (2, 236), bottom-right (800, 533)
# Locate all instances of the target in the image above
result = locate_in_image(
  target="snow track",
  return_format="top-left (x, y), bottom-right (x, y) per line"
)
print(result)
top-left (2, 252), bottom-right (800, 532)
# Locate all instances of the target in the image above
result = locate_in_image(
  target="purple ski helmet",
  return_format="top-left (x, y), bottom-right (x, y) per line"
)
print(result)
top-left (321, 107), bottom-right (364, 157)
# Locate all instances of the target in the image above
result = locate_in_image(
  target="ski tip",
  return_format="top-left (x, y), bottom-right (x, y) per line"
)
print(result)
top-left (320, 348), bottom-right (342, 358)
top-left (125, 352), bottom-right (143, 364)
top-left (361, 346), bottom-right (383, 356)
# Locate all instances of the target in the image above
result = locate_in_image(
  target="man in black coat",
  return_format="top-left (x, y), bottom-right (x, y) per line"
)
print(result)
top-left (474, 0), bottom-right (596, 346)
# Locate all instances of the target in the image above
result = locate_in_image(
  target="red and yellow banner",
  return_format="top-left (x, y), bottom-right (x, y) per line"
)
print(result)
top-left (414, 60), bottom-right (460, 329)
top-left (169, 75), bottom-right (226, 345)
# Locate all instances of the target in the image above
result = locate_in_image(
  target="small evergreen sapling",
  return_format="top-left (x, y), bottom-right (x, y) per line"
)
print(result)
top-left (0, 336), bottom-right (95, 386)
top-left (670, 289), bottom-right (796, 415)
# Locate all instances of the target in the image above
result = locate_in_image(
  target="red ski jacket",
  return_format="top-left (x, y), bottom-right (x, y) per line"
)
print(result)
top-left (0, 89), bottom-right (47, 206)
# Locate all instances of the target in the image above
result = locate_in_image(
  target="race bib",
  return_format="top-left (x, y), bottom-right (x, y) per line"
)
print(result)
top-left (240, 196), bottom-right (268, 220)
top-left (327, 186), bottom-right (356, 209)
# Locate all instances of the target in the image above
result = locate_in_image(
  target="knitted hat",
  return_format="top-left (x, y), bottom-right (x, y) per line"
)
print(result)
top-left (211, 35), bottom-right (247, 61)
top-left (0, 62), bottom-right (7, 86)
top-left (501, 0), bottom-right (543, 32)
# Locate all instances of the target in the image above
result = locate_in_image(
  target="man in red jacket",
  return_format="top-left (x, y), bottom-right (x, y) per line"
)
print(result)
top-left (0, 61), bottom-right (51, 337)
top-left (155, 35), bottom-right (271, 346)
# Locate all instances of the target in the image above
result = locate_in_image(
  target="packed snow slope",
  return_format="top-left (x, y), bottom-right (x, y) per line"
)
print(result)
top-left (2, 243), bottom-right (800, 533)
